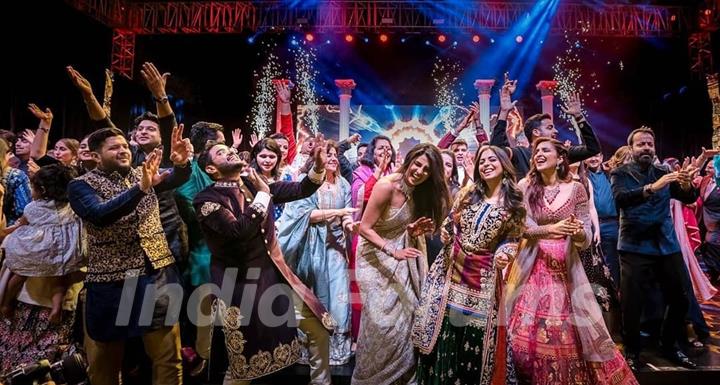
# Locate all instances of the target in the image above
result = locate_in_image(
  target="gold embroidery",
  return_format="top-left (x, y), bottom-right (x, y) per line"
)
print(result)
top-left (219, 302), bottom-right (302, 380)
top-left (201, 202), bottom-right (221, 217)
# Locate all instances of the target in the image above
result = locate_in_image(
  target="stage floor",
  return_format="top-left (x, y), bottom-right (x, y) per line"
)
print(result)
top-left (187, 293), bottom-right (720, 385)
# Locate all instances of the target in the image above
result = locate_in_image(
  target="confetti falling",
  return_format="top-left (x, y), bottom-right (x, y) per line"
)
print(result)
top-left (552, 20), bottom-right (601, 121)
top-left (293, 43), bottom-right (320, 134)
top-left (432, 55), bottom-right (465, 132)
top-left (248, 42), bottom-right (281, 138)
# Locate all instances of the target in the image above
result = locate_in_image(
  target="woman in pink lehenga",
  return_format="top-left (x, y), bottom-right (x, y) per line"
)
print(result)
top-left (505, 138), bottom-right (637, 385)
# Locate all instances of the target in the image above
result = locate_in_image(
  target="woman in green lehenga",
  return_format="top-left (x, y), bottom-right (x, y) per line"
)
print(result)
top-left (412, 145), bottom-right (525, 385)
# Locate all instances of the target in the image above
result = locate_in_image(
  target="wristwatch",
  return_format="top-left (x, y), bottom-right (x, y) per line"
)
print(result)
top-left (153, 95), bottom-right (169, 104)
top-left (644, 184), bottom-right (655, 195)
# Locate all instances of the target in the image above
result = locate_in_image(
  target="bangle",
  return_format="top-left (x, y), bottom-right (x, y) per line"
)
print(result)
top-left (153, 95), bottom-right (169, 104)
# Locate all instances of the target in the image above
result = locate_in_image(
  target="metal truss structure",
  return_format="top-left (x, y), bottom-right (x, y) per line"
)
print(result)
top-left (65, 0), bottom-right (702, 79)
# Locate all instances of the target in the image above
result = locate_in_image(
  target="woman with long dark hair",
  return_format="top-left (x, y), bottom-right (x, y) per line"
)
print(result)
top-left (352, 143), bottom-right (449, 385)
top-left (505, 138), bottom-right (637, 385)
top-left (413, 145), bottom-right (525, 385)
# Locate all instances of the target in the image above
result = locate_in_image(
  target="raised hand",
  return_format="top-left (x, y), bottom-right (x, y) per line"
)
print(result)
top-left (650, 172), bottom-right (680, 192)
top-left (440, 227), bottom-right (451, 244)
top-left (27, 159), bottom-right (40, 178)
top-left (313, 134), bottom-right (328, 170)
top-left (27, 104), bottom-right (53, 129)
top-left (20, 129), bottom-right (35, 144)
top-left (463, 151), bottom-right (475, 173)
top-left (249, 133), bottom-right (259, 148)
top-left (246, 168), bottom-right (270, 193)
top-left (66, 66), bottom-right (94, 97)
top-left (140, 149), bottom-right (169, 192)
top-left (499, 83), bottom-right (517, 112)
top-left (140, 62), bottom-right (170, 99)
top-left (470, 102), bottom-right (482, 127)
top-left (457, 107), bottom-right (476, 132)
top-left (274, 81), bottom-right (293, 104)
top-left (408, 216), bottom-right (435, 237)
top-left (102, 68), bottom-right (114, 116)
top-left (561, 93), bottom-right (583, 118)
top-left (376, 150), bottom-right (391, 173)
top-left (232, 128), bottom-right (243, 149)
top-left (169, 124), bottom-right (192, 165)
top-left (504, 72), bottom-right (517, 95)
top-left (702, 146), bottom-right (720, 160)
top-left (348, 133), bottom-right (361, 145)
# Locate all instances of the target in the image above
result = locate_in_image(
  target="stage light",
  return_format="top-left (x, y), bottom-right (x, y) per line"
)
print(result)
top-left (670, 14), bottom-right (677, 22)
top-left (705, 9), bottom-right (712, 16)
top-left (490, 38), bottom-right (495, 44)
top-left (326, 39), bottom-right (331, 44)
top-left (401, 37), bottom-right (407, 43)
top-left (515, 35), bottom-right (524, 43)
top-left (345, 34), bottom-right (354, 43)
top-left (438, 34), bottom-right (446, 43)
top-left (247, 37), bottom-right (255, 44)
top-left (425, 40), bottom-right (430, 45)
top-left (380, 34), bottom-right (389, 43)
top-left (472, 35), bottom-right (481, 43)
top-left (452, 41), bottom-right (458, 46)
top-left (305, 33), bottom-right (314, 42)
top-left (364, 37), bottom-right (369, 43)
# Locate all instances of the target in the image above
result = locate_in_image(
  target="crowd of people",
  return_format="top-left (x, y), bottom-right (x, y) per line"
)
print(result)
top-left (0, 63), bottom-right (717, 385)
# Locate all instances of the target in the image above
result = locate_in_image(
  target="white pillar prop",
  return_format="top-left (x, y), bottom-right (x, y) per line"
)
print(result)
top-left (473, 79), bottom-right (495, 138)
top-left (335, 79), bottom-right (356, 140)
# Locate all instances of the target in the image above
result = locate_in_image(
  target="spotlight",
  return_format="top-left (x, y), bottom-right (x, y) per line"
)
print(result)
top-left (379, 34), bottom-right (389, 43)
top-left (345, 34), bottom-right (354, 42)
top-left (326, 39), bottom-right (331, 44)
top-left (247, 37), bottom-right (255, 44)
top-left (490, 38), bottom-right (495, 44)
top-left (452, 41), bottom-right (458, 46)
top-left (705, 9), bottom-right (713, 16)
top-left (305, 33), bottom-right (314, 42)
top-left (670, 14), bottom-right (677, 22)
top-left (425, 40), bottom-right (430, 45)
top-left (515, 35), bottom-right (523, 43)
top-left (364, 37), bottom-right (369, 43)
top-left (401, 37), bottom-right (407, 43)
top-left (472, 35), bottom-right (481, 43)
top-left (438, 34), bottom-right (446, 43)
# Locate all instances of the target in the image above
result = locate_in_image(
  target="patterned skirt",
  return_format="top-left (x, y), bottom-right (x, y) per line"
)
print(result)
top-left (0, 302), bottom-right (76, 373)
top-left (578, 243), bottom-right (618, 312)
top-left (417, 310), bottom-right (486, 385)
top-left (508, 240), bottom-right (636, 385)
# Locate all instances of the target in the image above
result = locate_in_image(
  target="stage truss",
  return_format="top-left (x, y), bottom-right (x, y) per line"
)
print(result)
top-left (66, 0), bottom-right (704, 79)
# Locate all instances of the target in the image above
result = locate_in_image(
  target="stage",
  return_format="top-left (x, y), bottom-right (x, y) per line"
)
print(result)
top-left (184, 293), bottom-right (720, 385)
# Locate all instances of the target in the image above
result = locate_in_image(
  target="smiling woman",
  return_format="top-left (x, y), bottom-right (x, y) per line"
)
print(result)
top-left (353, 143), bottom-right (450, 385)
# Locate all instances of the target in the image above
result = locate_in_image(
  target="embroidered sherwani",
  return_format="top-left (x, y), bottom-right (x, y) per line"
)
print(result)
top-left (412, 198), bottom-right (523, 385)
top-left (193, 170), bottom-right (335, 381)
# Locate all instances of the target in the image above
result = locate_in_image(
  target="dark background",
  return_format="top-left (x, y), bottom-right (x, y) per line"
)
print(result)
top-left (3, 0), bottom-right (719, 157)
